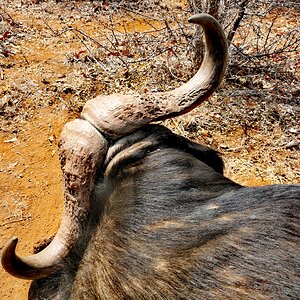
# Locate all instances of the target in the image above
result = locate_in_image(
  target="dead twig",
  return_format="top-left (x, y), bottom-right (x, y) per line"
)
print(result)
top-left (0, 66), bottom-right (4, 80)
top-left (42, 19), bottom-right (59, 36)
top-left (0, 216), bottom-right (31, 227)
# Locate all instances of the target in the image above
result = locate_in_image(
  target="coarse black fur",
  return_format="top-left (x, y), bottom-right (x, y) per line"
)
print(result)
top-left (29, 125), bottom-right (300, 299)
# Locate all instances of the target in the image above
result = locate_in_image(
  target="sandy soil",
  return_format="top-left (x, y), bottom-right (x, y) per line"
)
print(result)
top-left (0, 1), bottom-right (299, 299)
top-left (0, 108), bottom-right (74, 298)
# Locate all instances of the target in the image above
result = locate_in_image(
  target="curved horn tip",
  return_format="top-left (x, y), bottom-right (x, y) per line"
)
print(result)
top-left (188, 13), bottom-right (216, 24)
top-left (1, 237), bottom-right (19, 270)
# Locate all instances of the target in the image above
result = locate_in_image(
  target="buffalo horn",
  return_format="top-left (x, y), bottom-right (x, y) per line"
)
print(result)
top-left (82, 13), bottom-right (228, 138)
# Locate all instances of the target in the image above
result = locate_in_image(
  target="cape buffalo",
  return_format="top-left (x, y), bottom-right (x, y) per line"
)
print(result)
top-left (2, 14), bottom-right (299, 300)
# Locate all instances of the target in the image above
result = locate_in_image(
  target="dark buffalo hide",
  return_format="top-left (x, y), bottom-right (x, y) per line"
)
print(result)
top-left (29, 125), bottom-right (300, 300)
